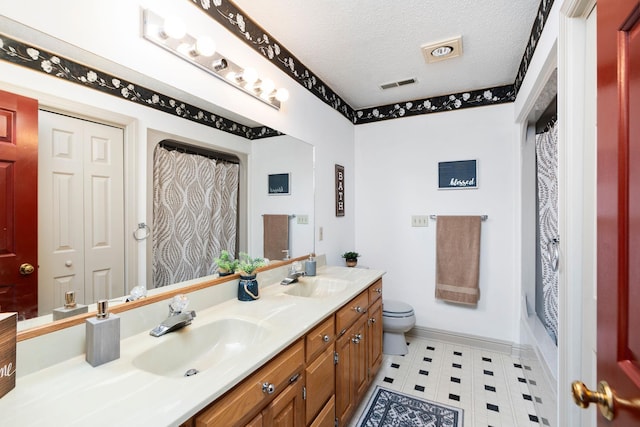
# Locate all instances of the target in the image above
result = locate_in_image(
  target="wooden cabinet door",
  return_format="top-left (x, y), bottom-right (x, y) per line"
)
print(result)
top-left (246, 413), bottom-right (263, 427)
top-left (309, 396), bottom-right (335, 427)
top-left (262, 373), bottom-right (305, 427)
top-left (335, 330), bottom-right (353, 426)
top-left (368, 298), bottom-right (383, 380)
top-left (305, 345), bottom-right (335, 425)
top-left (351, 314), bottom-right (368, 404)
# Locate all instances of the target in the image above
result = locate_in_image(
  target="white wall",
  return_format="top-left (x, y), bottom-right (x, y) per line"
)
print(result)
top-left (354, 104), bottom-right (521, 343)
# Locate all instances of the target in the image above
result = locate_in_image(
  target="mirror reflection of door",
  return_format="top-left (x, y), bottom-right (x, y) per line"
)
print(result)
top-left (37, 111), bottom-right (125, 316)
top-left (0, 90), bottom-right (38, 319)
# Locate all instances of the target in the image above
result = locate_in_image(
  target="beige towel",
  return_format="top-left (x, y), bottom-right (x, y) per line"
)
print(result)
top-left (263, 214), bottom-right (289, 260)
top-left (435, 216), bottom-right (482, 306)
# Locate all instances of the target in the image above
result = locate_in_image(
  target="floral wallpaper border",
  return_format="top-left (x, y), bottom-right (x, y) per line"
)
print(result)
top-left (514, 0), bottom-right (555, 94)
top-left (0, 34), bottom-right (281, 140)
top-left (189, 0), bottom-right (553, 124)
top-left (191, 0), bottom-right (356, 122)
top-left (354, 85), bottom-right (515, 124)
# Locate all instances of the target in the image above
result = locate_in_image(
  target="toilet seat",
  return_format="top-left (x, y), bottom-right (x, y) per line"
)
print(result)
top-left (383, 300), bottom-right (415, 318)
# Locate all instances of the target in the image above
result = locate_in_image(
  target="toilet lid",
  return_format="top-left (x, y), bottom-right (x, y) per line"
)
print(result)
top-left (383, 300), bottom-right (414, 317)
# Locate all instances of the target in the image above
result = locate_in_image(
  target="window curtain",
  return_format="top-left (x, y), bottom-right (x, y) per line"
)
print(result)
top-left (535, 119), bottom-right (559, 344)
top-left (152, 145), bottom-right (239, 288)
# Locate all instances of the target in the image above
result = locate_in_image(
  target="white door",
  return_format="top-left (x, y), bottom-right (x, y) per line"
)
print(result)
top-left (38, 111), bottom-right (124, 313)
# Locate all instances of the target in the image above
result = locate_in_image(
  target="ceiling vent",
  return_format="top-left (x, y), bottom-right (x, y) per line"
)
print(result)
top-left (421, 36), bottom-right (463, 63)
top-left (380, 78), bottom-right (417, 90)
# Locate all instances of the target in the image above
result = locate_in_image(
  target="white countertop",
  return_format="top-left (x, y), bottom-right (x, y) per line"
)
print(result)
top-left (0, 265), bottom-right (384, 426)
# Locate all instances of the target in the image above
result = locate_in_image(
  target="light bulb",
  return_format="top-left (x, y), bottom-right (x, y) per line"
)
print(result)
top-left (194, 36), bottom-right (216, 57)
top-left (275, 88), bottom-right (290, 102)
top-left (162, 16), bottom-right (186, 39)
top-left (260, 78), bottom-right (275, 95)
top-left (242, 67), bottom-right (258, 85)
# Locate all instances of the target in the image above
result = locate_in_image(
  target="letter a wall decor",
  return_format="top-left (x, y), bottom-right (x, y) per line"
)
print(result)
top-left (335, 164), bottom-right (345, 216)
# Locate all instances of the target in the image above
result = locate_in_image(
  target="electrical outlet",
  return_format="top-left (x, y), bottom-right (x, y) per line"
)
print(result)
top-left (411, 215), bottom-right (430, 227)
top-left (319, 226), bottom-right (324, 241)
top-left (297, 214), bottom-right (309, 224)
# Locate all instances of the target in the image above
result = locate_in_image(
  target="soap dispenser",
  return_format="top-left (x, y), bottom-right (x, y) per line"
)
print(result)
top-left (305, 253), bottom-right (317, 276)
top-left (52, 291), bottom-right (88, 321)
top-left (85, 300), bottom-right (120, 367)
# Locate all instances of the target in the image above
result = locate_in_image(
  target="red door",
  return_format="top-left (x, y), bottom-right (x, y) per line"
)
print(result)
top-left (592, 0), bottom-right (640, 424)
top-left (0, 90), bottom-right (38, 319)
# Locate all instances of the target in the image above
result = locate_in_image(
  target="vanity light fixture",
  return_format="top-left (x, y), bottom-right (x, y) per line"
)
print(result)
top-left (142, 9), bottom-right (288, 109)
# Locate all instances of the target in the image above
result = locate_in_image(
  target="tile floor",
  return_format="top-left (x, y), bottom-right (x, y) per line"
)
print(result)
top-left (350, 335), bottom-right (556, 427)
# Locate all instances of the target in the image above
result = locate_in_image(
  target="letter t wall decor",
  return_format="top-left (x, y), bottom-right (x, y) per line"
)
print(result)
top-left (335, 164), bottom-right (345, 216)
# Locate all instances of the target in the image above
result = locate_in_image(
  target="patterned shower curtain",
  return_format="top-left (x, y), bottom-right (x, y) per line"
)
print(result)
top-left (152, 145), bottom-right (239, 288)
top-left (535, 120), bottom-right (559, 344)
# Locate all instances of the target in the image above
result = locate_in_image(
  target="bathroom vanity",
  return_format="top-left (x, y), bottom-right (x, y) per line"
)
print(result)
top-left (1, 263), bottom-right (384, 427)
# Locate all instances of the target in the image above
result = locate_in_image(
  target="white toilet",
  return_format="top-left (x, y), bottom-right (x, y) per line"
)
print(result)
top-left (382, 300), bottom-right (416, 355)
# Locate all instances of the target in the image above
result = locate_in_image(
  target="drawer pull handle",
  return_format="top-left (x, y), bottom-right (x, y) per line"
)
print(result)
top-left (354, 306), bottom-right (364, 313)
top-left (262, 382), bottom-right (275, 394)
top-left (370, 317), bottom-right (376, 324)
top-left (352, 333), bottom-right (362, 344)
top-left (375, 288), bottom-right (382, 294)
top-left (323, 334), bottom-right (330, 342)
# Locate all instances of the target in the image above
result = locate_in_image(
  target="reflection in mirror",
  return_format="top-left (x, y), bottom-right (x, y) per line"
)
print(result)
top-left (0, 16), bottom-right (316, 334)
top-left (250, 136), bottom-right (315, 261)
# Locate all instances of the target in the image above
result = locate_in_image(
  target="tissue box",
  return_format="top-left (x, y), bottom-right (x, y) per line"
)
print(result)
top-left (0, 313), bottom-right (17, 399)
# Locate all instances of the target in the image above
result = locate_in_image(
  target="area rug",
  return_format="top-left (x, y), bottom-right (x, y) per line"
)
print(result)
top-left (355, 386), bottom-right (464, 427)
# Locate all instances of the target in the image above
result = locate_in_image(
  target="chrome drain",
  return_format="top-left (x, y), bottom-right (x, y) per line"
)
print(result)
top-left (184, 368), bottom-right (199, 377)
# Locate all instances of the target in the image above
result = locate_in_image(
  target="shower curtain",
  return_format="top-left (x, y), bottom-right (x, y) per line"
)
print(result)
top-left (152, 145), bottom-right (239, 288)
top-left (536, 120), bottom-right (559, 344)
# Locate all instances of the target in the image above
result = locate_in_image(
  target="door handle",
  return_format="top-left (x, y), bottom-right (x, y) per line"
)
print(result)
top-left (546, 238), bottom-right (559, 272)
top-left (19, 263), bottom-right (35, 275)
top-left (572, 380), bottom-right (640, 421)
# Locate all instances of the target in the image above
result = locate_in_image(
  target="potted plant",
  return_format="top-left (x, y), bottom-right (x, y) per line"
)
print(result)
top-left (214, 250), bottom-right (238, 276)
top-left (236, 253), bottom-right (267, 301)
top-left (342, 251), bottom-right (360, 267)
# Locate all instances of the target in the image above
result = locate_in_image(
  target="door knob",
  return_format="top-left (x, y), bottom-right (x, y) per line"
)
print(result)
top-left (19, 263), bottom-right (35, 275)
top-left (572, 380), bottom-right (640, 421)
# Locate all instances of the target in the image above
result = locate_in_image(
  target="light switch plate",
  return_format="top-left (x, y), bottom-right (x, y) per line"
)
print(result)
top-left (411, 215), bottom-right (429, 227)
top-left (297, 215), bottom-right (309, 224)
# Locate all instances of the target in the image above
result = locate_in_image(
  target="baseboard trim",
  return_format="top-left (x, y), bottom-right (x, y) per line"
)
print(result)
top-left (407, 325), bottom-right (516, 355)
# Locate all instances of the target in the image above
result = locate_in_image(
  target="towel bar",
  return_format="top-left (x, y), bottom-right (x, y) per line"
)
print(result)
top-left (429, 215), bottom-right (488, 221)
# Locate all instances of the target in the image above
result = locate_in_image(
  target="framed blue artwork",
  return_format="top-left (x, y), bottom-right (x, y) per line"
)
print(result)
top-left (268, 173), bottom-right (290, 195)
top-left (438, 160), bottom-right (477, 189)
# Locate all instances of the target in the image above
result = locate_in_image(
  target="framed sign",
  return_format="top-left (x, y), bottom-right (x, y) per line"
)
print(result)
top-left (268, 173), bottom-right (290, 195)
top-left (438, 160), bottom-right (478, 189)
top-left (335, 164), bottom-right (345, 216)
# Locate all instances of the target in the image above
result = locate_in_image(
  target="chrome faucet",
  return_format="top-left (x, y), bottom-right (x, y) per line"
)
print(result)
top-left (150, 294), bottom-right (196, 337)
top-left (280, 262), bottom-right (306, 285)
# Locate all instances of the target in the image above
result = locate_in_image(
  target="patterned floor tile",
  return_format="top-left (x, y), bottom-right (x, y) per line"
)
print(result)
top-left (349, 335), bottom-right (556, 427)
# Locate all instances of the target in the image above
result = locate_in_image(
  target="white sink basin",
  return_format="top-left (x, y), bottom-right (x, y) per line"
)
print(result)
top-left (283, 276), bottom-right (349, 298)
top-left (132, 318), bottom-right (271, 378)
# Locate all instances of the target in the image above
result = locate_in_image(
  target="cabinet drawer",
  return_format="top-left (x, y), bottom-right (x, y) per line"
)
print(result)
top-left (195, 340), bottom-right (304, 427)
top-left (368, 279), bottom-right (383, 305)
top-left (306, 315), bottom-right (335, 362)
top-left (336, 291), bottom-right (368, 335)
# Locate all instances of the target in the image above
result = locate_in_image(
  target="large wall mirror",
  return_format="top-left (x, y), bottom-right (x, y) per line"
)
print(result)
top-left (2, 19), bottom-right (315, 335)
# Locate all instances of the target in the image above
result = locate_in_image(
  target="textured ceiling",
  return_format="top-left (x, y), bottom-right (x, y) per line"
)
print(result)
top-left (231, 0), bottom-right (541, 110)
